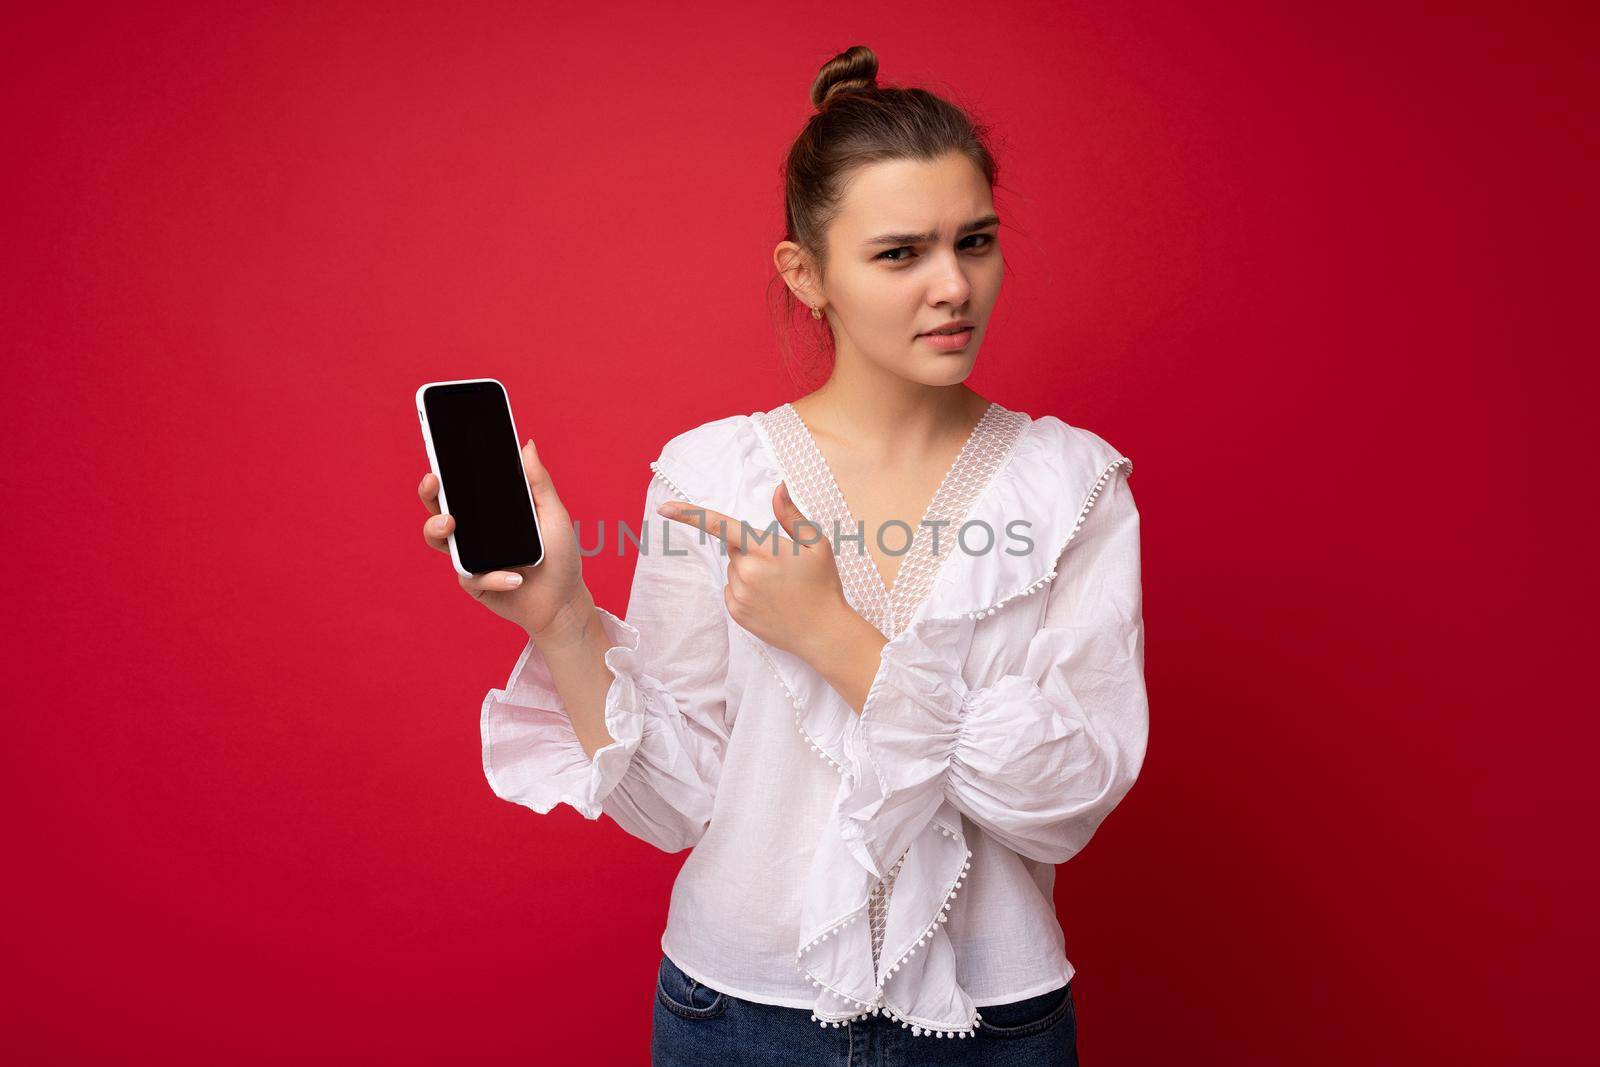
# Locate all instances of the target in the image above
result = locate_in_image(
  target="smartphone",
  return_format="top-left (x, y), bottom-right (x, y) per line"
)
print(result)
top-left (416, 378), bottom-right (545, 578)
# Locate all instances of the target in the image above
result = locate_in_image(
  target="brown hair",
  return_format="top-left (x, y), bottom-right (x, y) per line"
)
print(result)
top-left (770, 45), bottom-right (1006, 389)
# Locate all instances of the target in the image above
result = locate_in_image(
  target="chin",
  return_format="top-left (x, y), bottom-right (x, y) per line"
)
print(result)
top-left (911, 355), bottom-right (978, 387)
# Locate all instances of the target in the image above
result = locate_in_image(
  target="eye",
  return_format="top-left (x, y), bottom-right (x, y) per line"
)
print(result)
top-left (875, 233), bottom-right (997, 264)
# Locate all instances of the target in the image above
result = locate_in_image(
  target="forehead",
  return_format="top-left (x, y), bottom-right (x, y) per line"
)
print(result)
top-left (832, 154), bottom-right (993, 235)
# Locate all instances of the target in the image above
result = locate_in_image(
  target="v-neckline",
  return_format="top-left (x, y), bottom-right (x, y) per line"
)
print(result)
top-left (759, 399), bottom-right (1041, 640)
top-left (784, 400), bottom-right (997, 605)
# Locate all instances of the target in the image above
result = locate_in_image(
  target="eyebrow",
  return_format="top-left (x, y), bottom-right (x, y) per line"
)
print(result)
top-left (861, 214), bottom-right (1001, 248)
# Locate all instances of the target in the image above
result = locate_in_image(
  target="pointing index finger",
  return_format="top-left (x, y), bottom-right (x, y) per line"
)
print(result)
top-left (658, 500), bottom-right (768, 554)
top-left (658, 499), bottom-right (734, 539)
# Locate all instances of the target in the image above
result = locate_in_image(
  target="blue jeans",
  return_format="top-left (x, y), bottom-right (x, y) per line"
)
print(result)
top-left (652, 952), bottom-right (1079, 1066)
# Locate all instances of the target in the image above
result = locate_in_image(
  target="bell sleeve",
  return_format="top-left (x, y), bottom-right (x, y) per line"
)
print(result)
top-left (479, 469), bottom-right (732, 854)
top-left (836, 464), bottom-right (1148, 875)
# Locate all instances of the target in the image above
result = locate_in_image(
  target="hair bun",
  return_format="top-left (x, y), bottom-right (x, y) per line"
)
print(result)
top-left (811, 45), bottom-right (879, 111)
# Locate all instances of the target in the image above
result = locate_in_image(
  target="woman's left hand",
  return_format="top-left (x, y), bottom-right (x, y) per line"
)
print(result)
top-left (657, 482), bottom-right (855, 663)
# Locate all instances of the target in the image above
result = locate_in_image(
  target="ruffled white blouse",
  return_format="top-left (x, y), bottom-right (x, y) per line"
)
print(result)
top-left (479, 401), bottom-right (1149, 1039)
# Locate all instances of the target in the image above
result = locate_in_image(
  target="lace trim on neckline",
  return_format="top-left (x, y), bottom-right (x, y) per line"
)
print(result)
top-left (756, 401), bottom-right (1031, 639)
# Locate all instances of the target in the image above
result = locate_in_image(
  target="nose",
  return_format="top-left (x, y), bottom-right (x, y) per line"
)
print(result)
top-left (929, 248), bottom-right (974, 306)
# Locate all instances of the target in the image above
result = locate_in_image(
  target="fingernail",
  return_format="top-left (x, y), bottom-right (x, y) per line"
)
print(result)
top-left (506, 574), bottom-right (522, 587)
top-left (657, 502), bottom-right (679, 516)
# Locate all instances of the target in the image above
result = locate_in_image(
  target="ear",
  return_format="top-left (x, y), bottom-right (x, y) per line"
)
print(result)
top-left (773, 241), bottom-right (821, 308)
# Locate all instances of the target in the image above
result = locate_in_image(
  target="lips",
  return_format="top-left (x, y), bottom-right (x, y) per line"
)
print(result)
top-left (919, 320), bottom-right (977, 336)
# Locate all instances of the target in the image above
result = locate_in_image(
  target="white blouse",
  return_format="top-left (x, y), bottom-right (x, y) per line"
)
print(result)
top-left (479, 401), bottom-right (1149, 1039)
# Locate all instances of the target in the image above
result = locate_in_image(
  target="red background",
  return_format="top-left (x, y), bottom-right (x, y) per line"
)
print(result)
top-left (4, 2), bottom-right (1593, 1063)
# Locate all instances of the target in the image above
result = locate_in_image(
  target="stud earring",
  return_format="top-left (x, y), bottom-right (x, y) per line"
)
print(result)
top-left (810, 305), bottom-right (823, 320)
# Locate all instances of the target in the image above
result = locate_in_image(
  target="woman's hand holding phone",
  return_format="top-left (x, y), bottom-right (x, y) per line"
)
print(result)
top-left (419, 438), bottom-right (591, 639)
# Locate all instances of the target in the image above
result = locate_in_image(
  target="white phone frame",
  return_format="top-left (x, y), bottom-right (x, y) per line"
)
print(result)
top-left (415, 377), bottom-right (545, 579)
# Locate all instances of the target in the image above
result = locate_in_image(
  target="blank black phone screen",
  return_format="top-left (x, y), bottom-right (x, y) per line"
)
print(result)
top-left (422, 381), bottom-right (543, 574)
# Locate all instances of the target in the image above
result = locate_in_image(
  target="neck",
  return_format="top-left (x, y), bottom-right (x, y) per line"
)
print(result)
top-left (795, 373), bottom-right (989, 462)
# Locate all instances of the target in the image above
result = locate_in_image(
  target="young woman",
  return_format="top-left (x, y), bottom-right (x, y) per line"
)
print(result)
top-left (418, 45), bottom-right (1148, 1066)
